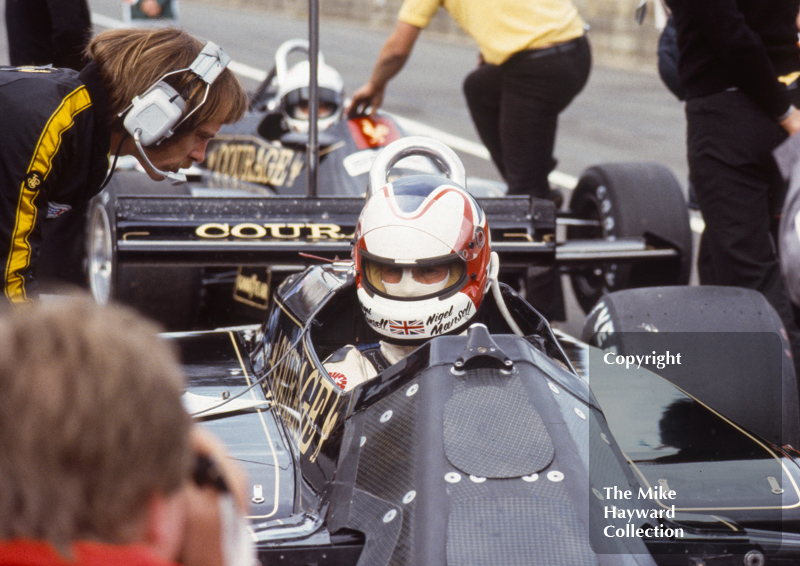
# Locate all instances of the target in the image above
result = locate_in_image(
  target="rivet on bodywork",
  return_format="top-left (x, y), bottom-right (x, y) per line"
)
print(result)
top-left (469, 475), bottom-right (487, 483)
top-left (445, 472), bottom-right (462, 484)
top-left (547, 471), bottom-right (565, 482)
top-left (360, 436), bottom-right (367, 447)
top-left (548, 382), bottom-right (560, 394)
top-left (522, 474), bottom-right (539, 482)
top-left (600, 432), bottom-right (610, 444)
top-left (383, 510), bottom-right (397, 523)
top-left (403, 491), bottom-right (417, 504)
top-left (380, 410), bottom-right (393, 423)
top-left (406, 384), bottom-right (419, 397)
top-left (592, 487), bottom-right (604, 500)
top-left (252, 484), bottom-right (265, 504)
top-left (574, 407), bottom-right (587, 420)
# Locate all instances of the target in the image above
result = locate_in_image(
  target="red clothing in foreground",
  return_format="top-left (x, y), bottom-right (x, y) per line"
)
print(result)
top-left (0, 539), bottom-right (178, 566)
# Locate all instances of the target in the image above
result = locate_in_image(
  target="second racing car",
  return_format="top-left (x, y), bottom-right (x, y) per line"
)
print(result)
top-left (83, 39), bottom-right (693, 330)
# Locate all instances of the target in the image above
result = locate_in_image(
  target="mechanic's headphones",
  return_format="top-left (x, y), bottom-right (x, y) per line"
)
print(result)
top-left (118, 41), bottom-right (230, 183)
top-left (122, 41), bottom-right (231, 147)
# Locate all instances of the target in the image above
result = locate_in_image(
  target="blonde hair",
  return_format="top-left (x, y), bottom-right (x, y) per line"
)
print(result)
top-left (86, 27), bottom-right (247, 139)
top-left (0, 295), bottom-right (192, 549)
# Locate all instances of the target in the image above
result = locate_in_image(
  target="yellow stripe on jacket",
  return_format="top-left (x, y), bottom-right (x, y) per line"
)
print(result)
top-left (5, 85), bottom-right (92, 303)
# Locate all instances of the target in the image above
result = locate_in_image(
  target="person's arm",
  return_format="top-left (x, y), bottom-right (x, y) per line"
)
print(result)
top-left (178, 426), bottom-right (251, 566)
top-left (322, 345), bottom-right (378, 391)
top-left (682, 0), bottom-right (796, 130)
top-left (781, 107), bottom-right (800, 136)
top-left (347, 21), bottom-right (421, 118)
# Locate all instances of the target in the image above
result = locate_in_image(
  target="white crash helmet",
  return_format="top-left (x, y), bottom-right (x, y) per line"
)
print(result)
top-left (353, 175), bottom-right (494, 342)
top-left (278, 59), bottom-right (344, 133)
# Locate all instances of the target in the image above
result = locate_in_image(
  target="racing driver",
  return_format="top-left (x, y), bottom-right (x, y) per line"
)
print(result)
top-left (323, 174), bottom-right (497, 390)
top-left (278, 56), bottom-right (345, 134)
top-left (0, 27), bottom-right (247, 304)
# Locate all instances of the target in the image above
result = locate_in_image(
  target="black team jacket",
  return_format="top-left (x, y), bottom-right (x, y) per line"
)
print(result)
top-left (0, 62), bottom-right (111, 303)
top-left (666, 0), bottom-right (800, 120)
top-left (5, 0), bottom-right (92, 71)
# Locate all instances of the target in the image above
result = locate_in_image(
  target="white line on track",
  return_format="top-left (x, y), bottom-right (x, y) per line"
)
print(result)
top-left (91, 10), bottom-right (703, 233)
top-left (90, 13), bottom-right (127, 29)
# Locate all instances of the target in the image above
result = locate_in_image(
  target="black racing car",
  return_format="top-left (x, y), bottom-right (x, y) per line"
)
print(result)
top-left (176, 253), bottom-right (800, 566)
top-left (161, 139), bottom-right (800, 566)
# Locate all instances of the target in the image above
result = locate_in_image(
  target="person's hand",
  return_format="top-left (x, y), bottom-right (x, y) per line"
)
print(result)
top-left (178, 426), bottom-right (251, 566)
top-left (781, 106), bottom-right (800, 136)
top-left (347, 82), bottom-right (384, 119)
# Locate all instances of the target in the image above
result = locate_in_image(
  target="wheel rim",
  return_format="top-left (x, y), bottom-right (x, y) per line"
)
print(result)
top-left (570, 193), bottom-right (607, 296)
top-left (568, 187), bottom-right (622, 310)
top-left (88, 204), bottom-right (113, 304)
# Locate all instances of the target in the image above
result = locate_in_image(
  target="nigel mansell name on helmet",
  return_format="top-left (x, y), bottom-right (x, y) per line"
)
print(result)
top-left (195, 222), bottom-right (353, 240)
top-left (362, 302), bottom-right (473, 337)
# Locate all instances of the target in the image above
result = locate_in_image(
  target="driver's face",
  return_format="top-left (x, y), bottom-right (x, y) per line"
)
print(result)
top-left (381, 265), bottom-right (449, 286)
top-left (294, 101), bottom-right (337, 119)
top-left (380, 264), bottom-right (450, 298)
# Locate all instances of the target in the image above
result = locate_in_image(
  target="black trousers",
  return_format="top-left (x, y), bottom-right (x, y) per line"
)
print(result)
top-left (687, 89), bottom-right (800, 373)
top-left (462, 35), bottom-right (591, 198)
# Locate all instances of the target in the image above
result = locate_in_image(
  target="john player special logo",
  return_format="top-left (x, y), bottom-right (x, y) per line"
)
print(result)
top-left (25, 171), bottom-right (43, 190)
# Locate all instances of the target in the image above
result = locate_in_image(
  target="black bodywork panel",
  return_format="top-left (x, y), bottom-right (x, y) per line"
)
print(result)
top-left (171, 263), bottom-right (800, 565)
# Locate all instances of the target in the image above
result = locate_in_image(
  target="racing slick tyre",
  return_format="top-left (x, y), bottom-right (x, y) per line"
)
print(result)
top-left (567, 162), bottom-right (692, 314)
top-left (582, 285), bottom-right (800, 448)
top-left (86, 171), bottom-right (202, 331)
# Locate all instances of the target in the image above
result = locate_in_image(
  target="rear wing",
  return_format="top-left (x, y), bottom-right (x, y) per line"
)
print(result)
top-left (113, 195), bottom-right (677, 269)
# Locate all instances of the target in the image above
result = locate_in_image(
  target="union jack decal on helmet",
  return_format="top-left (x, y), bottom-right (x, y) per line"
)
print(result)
top-left (388, 319), bottom-right (426, 335)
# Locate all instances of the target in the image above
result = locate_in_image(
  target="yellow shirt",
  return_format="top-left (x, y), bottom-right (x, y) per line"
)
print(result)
top-left (398, 0), bottom-right (586, 65)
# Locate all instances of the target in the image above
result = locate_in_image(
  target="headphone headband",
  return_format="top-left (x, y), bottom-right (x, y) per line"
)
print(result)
top-left (189, 42), bottom-right (230, 85)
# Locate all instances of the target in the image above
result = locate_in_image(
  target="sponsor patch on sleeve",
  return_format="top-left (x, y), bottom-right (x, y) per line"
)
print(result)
top-left (46, 202), bottom-right (72, 218)
top-left (328, 371), bottom-right (348, 390)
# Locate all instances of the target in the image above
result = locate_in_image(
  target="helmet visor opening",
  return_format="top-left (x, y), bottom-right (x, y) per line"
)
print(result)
top-left (361, 251), bottom-right (466, 301)
top-left (289, 100), bottom-right (337, 119)
top-left (283, 88), bottom-right (342, 120)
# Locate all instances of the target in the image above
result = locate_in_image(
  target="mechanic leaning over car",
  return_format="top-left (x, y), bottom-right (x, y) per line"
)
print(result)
top-left (324, 175), bottom-right (497, 390)
top-left (0, 295), bottom-right (254, 566)
top-left (5, 0), bottom-right (96, 291)
top-left (666, 0), bottom-right (800, 377)
top-left (0, 27), bottom-right (248, 304)
top-left (347, 0), bottom-right (591, 205)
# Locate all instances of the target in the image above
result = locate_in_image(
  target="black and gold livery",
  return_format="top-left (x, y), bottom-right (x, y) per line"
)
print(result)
top-left (0, 63), bottom-right (110, 302)
top-left (174, 261), bottom-right (800, 565)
